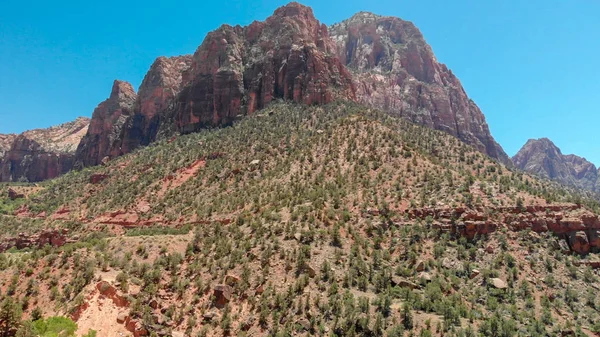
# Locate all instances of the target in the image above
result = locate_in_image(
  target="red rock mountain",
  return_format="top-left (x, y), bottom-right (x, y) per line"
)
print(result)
top-left (74, 81), bottom-right (137, 167)
top-left (513, 138), bottom-right (599, 193)
top-left (175, 3), bottom-right (355, 133)
top-left (0, 117), bottom-right (90, 182)
top-left (73, 2), bottom-right (508, 168)
top-left (329, 12), bottom-right (510, 164)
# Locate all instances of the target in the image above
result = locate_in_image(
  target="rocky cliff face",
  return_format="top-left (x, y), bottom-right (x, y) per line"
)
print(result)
top-left (328, 12), bottom-right (510, 164)
top-left (0, 134), bottom-right (16, 159)
top-left (75, 3), bottom-right (355, 167)
top-left (118, 56), bottom-right (193, 154)
top-left (513, 138), bottom-right (598, 192)
top-left (75, 81), bottom-right (137, 167)
top-left (0, 118), bottom-right (89, 182)
top-left (175, 2), bottom-right (355, 133)
top-left (74, 2), bottom-right (510, 169)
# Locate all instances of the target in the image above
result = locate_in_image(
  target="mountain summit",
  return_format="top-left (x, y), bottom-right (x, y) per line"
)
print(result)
top-left (513, 138), bottom-right (599, 193)
top-left (1, 2), bottom-right (508, 181)
top-left (329, 12), bottom-right (510, 164)
top-left (69, 2), bottom-right (507, 173)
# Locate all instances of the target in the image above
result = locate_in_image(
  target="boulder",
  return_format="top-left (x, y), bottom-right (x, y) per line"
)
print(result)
top-left (7, 188), bottom-right (24, 200)
top-left (568, 231), bottom-right (590, 254)
top-left (225, 274), bottom-right (240, 286)
top-left (391, 276), bottom-right (419, 289)
top-left (117, 312), bottom-right (128, 324)
top-left (415, 260), bottom-right (425, 272)
top-left (489, 278), bottom-right (508, 290)
top-left (213, 285), bottom-right (233, 308)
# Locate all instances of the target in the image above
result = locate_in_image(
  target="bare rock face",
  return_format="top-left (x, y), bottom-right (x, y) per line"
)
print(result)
top-left (513, 138), bottom-right (598, 192)
top-left (0, 118), bottom-right (89, 182)
top-left (175, 2), bottom-right (355, 133)
top-left (328, 12), bottom-right (509, 164)
top-left (71, 3), bottom-right (511, 170)
top-left (118, 56), bottom-right (193, 154)
top-left (0, 134), bottom-right (16, 160)
top-left (75, 80), bottom-right (137, 167)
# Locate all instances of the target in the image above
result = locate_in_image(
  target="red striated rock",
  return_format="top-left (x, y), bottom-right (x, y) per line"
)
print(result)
top-left (0, 118), bottom-right (89, 182)
top-left (0, 229), bottom-right (70, 252)
top-left (117, 56), bottom-right (193, 155)
top-left (75, 80), bottom-right (137, 167)
top-left (96, 281), bottom-right (129, 307)
top-left (329, 12), bottom-right (509, 164)
top-left (124, 317), bottom-right (148, 337)
top-left (176, 2), bottom-right (355, 133)
top-left (408, 204), bottom-right (600, 254)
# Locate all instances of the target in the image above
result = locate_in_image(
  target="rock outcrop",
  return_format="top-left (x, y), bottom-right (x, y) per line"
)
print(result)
top-left (328, 12), bottom-right (510, 164)
top-left (406, 204), bottom-right (600, 254)
top-left (0, 118), bottom-right (89, 182)
top-left (75, 80), bottom-right (137, 167)
top-left (0, 229), bottom-right (70, 252)
top-left (513, 138), bottom-right (598, 193)
top-left (175, 2), bottom-right (355, 133)
top-left (118, 56), bottom-right (192, 154)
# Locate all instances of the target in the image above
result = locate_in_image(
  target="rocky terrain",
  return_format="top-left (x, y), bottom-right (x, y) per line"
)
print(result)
top-left (0, 103), bottom-right (599, 336)
top-left (514, 138), bottom-right (599, 193)
top-left (329, 12), bottom-right (510, 165)
top-left (0, 117), bottom-right (89, 182)
top-left (1, 3), bottom-right (600, 337)
top-left (73, 2), bottom-right (508, 170)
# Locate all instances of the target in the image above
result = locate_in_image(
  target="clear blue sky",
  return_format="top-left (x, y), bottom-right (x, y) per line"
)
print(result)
top-left (1, 0), bottom-right (599, 165)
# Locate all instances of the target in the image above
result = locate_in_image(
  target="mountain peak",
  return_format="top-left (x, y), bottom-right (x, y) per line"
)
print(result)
top-left (272, 2), bottom-right (315, 19)
top-left (514, 138), bottom-right (598, 193)
top-left (109, 80), bottom-right (136, 102)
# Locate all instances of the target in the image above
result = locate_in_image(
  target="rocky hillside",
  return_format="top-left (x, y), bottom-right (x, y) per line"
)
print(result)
top-left (0, 117), bottom-right (90, 182)
top-left (329, 12), bottom-right (510, 165)
top-left (1, 103), bottom-right (600, 336)
top-left (73, 2), bottom-right (508, 170)
top-left (514, 138), bottom-right (599, 194)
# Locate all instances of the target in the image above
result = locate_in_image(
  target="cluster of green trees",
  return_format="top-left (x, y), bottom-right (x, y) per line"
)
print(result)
top-left (0, 297), bottom-right (95, 337)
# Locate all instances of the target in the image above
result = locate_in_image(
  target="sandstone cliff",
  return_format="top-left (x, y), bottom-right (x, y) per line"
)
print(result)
top-left (0, 117), bottom-right (89, 182)
top-left (74, 80), bottom-right (137, 167)
top-left (175, 2), bottom-right (355, 133)
top-left (329, 12), bottom-right (510, 164)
